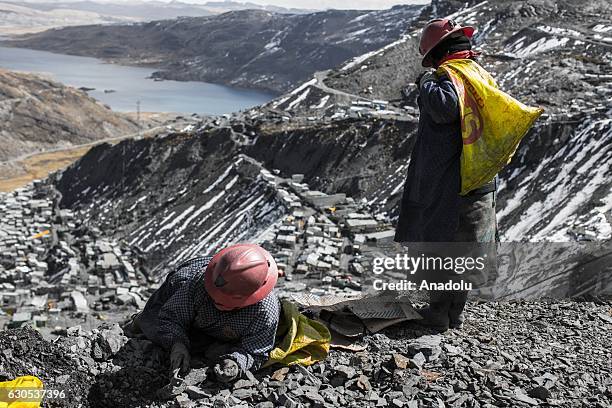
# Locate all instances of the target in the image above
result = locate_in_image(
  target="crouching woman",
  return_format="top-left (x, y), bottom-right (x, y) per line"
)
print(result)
top-left (125, 244), bottom-right (281, 383)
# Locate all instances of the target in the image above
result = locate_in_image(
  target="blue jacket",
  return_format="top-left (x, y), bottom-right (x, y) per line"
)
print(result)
top-left (395, 73), bottom-right (462, 242)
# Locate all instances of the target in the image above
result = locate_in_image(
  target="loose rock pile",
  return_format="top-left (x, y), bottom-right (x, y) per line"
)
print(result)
top-left (0, 171), bottom-right (397, 334)
top-left (0, 182), bottom-right (150, 333)
top-left (0, 298), bottom-right (609, 407)
top-left (256, 167), bottom-right (395, 297)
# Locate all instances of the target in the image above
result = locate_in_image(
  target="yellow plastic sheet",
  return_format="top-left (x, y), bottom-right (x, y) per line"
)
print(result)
top-left (265, 300), bottom-right (331, 367)
top-left (436, 59), bottom-right (544, 195)
top-left (30, 230), bottom-right (50, 240)
top-left (0, 376), bottom-right (44, 408)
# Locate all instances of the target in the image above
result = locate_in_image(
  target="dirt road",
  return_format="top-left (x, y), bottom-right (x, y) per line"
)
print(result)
top-left (0, 119), bottom-right (193, 192)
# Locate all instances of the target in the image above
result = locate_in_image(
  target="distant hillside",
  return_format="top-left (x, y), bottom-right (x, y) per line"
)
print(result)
top-left (5, 0), bottom-right (213, 20)
top-left (0, 1), bottom-right (136, 35)
top-left (200, 1), bottom-right (313, 14)
top-left (0, 69), bottom-right (138, 162)
top-left (9, 0), bottom-right (312, 20)
top-left (0, 0), bottom-right (313, 36)
top-left (51, 0), bottom-right (612, 282)
top-left (3, 5), bottom-right (424, 93)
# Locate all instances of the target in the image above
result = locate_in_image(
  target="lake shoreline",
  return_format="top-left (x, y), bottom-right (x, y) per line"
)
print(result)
top-left (0, 45), bottom-right (275, 114)
top-left (0, 41), bottom-right (284, 96)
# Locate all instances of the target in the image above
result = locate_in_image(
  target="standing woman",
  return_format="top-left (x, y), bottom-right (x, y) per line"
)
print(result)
top-left (394, 19), bottom-right (498, 331)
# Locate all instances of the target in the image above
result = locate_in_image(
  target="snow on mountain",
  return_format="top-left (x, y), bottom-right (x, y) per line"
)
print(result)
top-left (4, 5), bottom-right (424, 93)
top-left (49, 0), bottom-right (611, 295)
top-left (267, 0), bottom-right (612, 243)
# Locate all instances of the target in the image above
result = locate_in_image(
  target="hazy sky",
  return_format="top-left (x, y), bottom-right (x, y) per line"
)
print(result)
top-left (22, 0), bottom-right (429, 10)
top-left (179, 0), bottom-right (429, 10)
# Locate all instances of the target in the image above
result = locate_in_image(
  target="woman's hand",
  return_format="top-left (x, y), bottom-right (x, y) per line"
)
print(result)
top-left (214, 358), bottom-right (240, 383)
top-left (416, 71), bottom-right (436, 90)
top-left (170, 342), bottom-right (190, 375)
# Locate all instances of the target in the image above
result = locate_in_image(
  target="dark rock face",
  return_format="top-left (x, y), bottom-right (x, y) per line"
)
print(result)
top-left (274, 0), bottom-right (612, 243)
top-left (2, 1), bottom-right (611, 406)
top-left (48, 3), bottom-right (611, 301)
top-left (56, 130), bottom-right (286, 272)
top-left (5, 6), bottom-right (424, 93)
top-left (245, 119), bottom-right (417, 198)
top-left (52, 104), bottom-right (611, 297)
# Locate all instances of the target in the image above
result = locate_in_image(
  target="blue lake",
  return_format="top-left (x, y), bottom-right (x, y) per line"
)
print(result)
top-left (0, 46), bottom-right (275, 114)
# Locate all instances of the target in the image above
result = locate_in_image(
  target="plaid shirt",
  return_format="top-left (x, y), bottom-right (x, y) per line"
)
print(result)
top-left (156, 257), bottom-right (281, 372)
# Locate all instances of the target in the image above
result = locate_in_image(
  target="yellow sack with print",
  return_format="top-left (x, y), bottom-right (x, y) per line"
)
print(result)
top-left (264, 300), bottom-right (331, 367)
top-left (436, 59), bottom-right (544, 195)
top-left (0, 376), bottom-right (44, 408)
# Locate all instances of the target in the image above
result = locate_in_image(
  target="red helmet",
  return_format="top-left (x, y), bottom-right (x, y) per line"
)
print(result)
top-left (419, 19), bottom-right (475, 67)
top-left (205, 244), bottom-right (278, 311)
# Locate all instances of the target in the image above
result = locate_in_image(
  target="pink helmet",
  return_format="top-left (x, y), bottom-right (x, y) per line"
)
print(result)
top-left (205, 244), bottom-right (278, 311)
top-left (419, 19), bottom-right (475, 67)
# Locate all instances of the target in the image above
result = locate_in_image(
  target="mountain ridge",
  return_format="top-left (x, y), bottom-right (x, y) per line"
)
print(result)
top-left (3, 5), bottom-right (425, 93)
top-left (0, 2), bottom-right (609, 406)
top-left (51, 0), bottom-right (612, 280)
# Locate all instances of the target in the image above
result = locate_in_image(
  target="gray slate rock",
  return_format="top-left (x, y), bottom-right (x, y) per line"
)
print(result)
top-left (407, 335), bottom-right (442, 362)
top-left (528, 386), bottom-right (552, 400)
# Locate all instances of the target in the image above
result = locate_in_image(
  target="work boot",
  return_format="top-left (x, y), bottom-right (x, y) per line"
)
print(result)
top-left (416, 291), bottom-right (452, 331)
top-left (448, 291), bottom-right (469, 329)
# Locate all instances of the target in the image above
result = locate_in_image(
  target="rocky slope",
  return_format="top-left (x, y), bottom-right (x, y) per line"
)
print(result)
top-left (1, 177), bottom-right (610, 407)
top-left (0, 1), bottom-right (611, 406)
top-left (270, 0), bottom-right (612, 242)
top-left (3, 5), bottom-right (424, 93)
top-left (0, 298), bottom-right (610, 408)
top-left (46, 0), bottom-right (612, 291)
top-left (0, 69), bottom-right (139, 162)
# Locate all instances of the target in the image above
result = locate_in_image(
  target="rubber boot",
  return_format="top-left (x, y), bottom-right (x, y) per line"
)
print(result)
top-left (416, 291), bottom-right (452, 331)
top-left (448, 291), bottom-right (468, 329)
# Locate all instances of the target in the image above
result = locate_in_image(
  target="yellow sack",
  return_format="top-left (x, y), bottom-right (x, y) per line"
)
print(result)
top-left (0, 376), bottom-right (44, 408)
top-left (264, 300), bottom-right (331, 367)
top-left (436, 59), bottom-right (544, 195)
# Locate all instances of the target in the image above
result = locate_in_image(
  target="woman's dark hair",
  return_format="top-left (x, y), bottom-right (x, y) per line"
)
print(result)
top-left (429, 34), bottom-right (472, 65)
